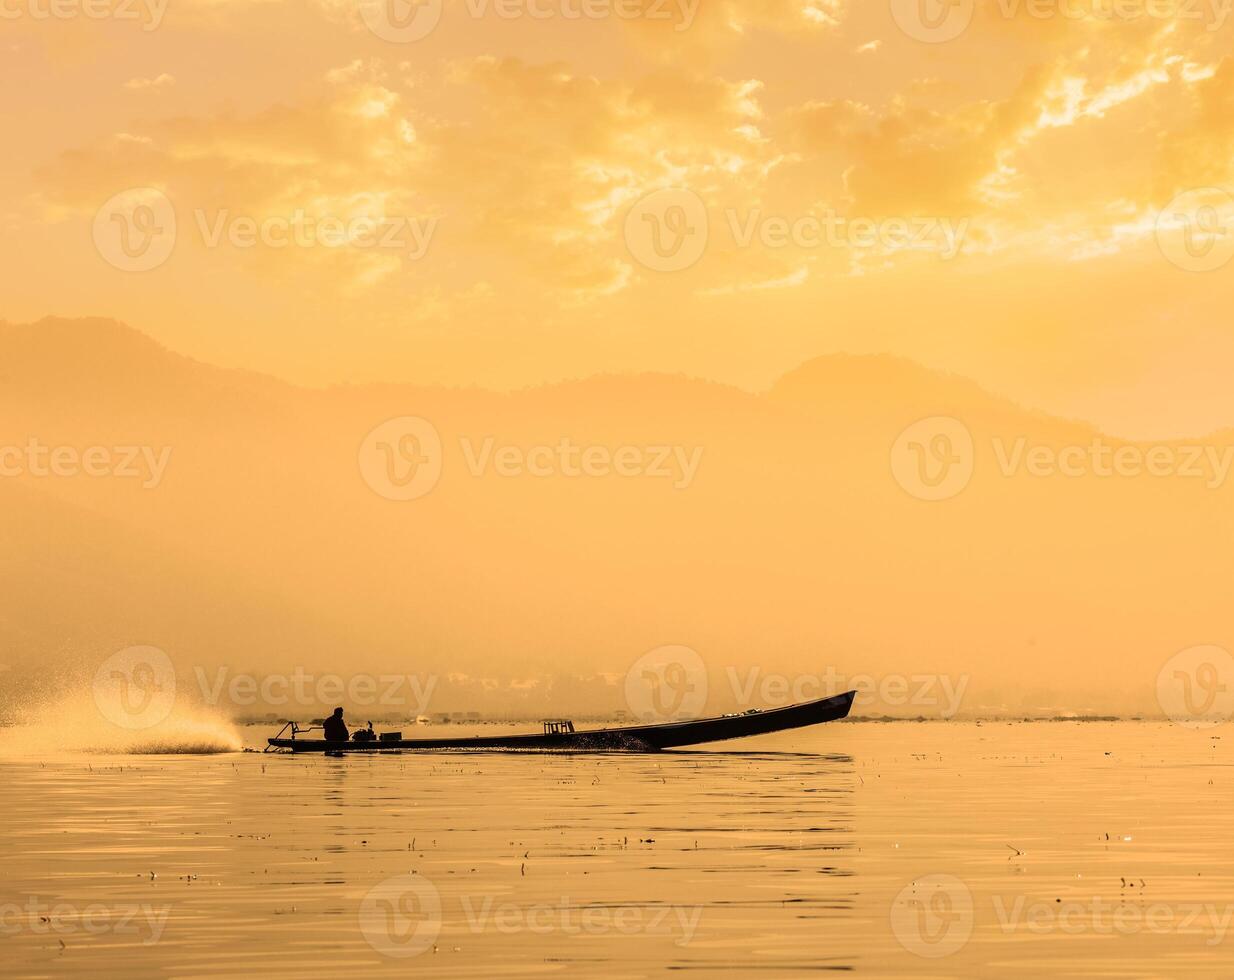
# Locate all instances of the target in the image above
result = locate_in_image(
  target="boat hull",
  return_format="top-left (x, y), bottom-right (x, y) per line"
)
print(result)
top-left (267, 690), bottom-right (856, 753)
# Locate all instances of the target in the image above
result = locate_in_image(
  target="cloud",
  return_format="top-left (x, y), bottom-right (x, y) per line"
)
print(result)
top-left (22, 10), bottom-right (1234, 313)
top-left (124, 74), bottom-right (176, 91)
top-left (412, 57), bottom-right (779, 294)
top-left (698, 265), bottom-right (809, 296)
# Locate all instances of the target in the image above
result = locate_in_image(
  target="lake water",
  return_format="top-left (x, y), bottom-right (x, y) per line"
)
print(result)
top-left (1, 721), bottom-right (1230, 977)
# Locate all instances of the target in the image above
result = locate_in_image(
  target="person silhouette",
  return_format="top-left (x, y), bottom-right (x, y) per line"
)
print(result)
top-left (323, 707), bottom-right (348, 742)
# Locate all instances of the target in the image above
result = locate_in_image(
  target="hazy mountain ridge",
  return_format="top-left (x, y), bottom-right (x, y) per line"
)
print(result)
top-left (1, 317), bottom-right (1230, 720)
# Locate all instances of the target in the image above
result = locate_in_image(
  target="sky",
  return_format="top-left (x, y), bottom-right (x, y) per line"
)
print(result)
top-left (3, 0), bottom-right (1234, 437)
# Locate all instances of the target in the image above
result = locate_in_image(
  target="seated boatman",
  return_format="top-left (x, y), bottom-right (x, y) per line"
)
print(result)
top-left (323, 707), bottom-right (348, 741)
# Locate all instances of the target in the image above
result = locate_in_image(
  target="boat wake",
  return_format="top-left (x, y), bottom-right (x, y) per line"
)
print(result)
top-left (0, 690), bottom-right (242, 756)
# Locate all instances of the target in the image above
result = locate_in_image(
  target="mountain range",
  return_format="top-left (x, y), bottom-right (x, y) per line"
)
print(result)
top-left (2, 317), bottom-right (1230, 721)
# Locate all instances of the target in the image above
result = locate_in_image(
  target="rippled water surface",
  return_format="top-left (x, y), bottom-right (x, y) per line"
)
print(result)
top-left (2, 722), bottom-right (1231, 977)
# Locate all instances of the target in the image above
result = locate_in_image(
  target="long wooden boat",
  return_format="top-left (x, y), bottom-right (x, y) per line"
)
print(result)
top-left (266, 690), bottom-right (856, 753)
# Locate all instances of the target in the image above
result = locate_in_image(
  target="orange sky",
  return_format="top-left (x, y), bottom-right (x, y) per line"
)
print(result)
top-left (3, 0), bottom-right (1234, 437)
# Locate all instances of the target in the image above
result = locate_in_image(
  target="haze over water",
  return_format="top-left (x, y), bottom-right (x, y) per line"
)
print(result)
top-left (6, 0), bottom-right (1234, 975)
top-left (2, 721), bottom-right (1229, 978)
